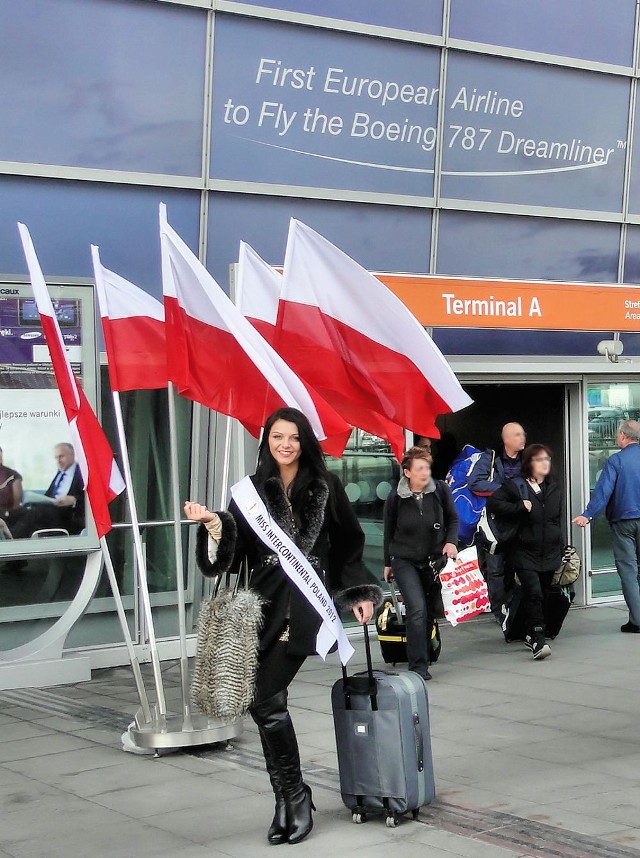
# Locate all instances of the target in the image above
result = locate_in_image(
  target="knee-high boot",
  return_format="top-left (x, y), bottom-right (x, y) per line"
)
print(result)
top-left (250, 690), bottom-right (315, 845)
top-left (257, 728), bottom-right (287, 845)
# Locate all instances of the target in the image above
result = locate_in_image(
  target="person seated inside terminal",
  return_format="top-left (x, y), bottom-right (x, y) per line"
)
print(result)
top-left (0, 446), bottom-right (23, 520)
top-left (8, 442), bottom-right (85, 538)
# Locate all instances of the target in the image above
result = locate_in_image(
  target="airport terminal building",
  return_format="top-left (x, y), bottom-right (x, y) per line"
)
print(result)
top-left (1, 0), bottom-right (639, 678)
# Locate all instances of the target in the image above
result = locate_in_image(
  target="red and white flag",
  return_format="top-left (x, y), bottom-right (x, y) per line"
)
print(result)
top-left (91, 246), bottom-right (167, 393)
top-left (159, 205), bottom-right (352, 453)
top-left (280, 220), bottom-right (472, 443)
top-left (237, 241), bottom-right (352, 456)
top-left (18, 224), bottom-right (125, 538)
top-left (239, 240), bottom-right (405, 459)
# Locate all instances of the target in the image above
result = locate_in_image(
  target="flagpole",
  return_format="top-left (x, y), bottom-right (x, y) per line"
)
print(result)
top-left (111, 391), bottom-right (167, 719)
top-left (167, 381), bottom-right (192, 726)
top-left (219, 414), bottom-right (233, 509)
top-left (99, 536), bottom-right (152, 722)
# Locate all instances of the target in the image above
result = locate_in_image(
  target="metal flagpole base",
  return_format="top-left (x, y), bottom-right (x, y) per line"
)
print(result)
top-left (122, 710), bottom-right (243, 755)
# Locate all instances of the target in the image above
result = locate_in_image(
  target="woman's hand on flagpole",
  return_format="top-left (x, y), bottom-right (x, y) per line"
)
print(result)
top-left (184, 501), bottom-right (218, 525)
top-left (352, 600), bottom-right (375, 625)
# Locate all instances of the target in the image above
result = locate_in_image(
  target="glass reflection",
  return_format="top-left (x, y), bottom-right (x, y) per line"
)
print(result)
top-left (587, 383), bottom-right (640, 579)
top-left (0, 552), bottom-right (86, 607)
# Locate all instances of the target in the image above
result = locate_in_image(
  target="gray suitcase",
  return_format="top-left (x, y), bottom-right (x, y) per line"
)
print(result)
top-left (331, 624), bottom-right (435, 827)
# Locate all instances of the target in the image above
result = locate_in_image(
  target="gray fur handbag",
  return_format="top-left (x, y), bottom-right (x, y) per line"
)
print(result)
top-left (191, 561), bottom-right (264, 720)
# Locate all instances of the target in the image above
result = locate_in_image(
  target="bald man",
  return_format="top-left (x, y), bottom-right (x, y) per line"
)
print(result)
top-left (574, 420), bottom-right (640, 633)
top-left (468, 422), bottom-right (527, 623)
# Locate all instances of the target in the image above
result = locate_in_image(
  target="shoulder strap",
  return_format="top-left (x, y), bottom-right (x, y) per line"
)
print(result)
top-left (512, 476), bottom-right (528, 499)
top-left (388, 489), bottom-right (400, 538)
top-left (489, 449), bottom-right (496, 482)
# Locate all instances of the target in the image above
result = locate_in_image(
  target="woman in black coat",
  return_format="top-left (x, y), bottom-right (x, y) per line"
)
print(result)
top-left (383, 446), bottom-right (459, 681)
top-left (185, 408), bottom-right (381, 846)
top-left (487, 443), bottom-right (563, 660)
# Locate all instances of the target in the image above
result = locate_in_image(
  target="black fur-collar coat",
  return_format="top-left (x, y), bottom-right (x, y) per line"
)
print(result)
top-left (196, 472), bottom-right (382, 657)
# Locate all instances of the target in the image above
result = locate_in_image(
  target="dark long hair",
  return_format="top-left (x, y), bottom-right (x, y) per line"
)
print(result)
top-left (520, 444), bottom-right (553, 479)
top-left (255, 408), bottom-right (329, 503)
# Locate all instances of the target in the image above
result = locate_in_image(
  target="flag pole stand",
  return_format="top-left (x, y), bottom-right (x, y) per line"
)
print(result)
top-left (111, 390), bottom-right (167, 725)
top-left (119, 387), bottom-right (243, 753)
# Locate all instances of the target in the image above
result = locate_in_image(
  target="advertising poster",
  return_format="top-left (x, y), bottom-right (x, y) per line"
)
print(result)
top-left (0, 286), bottom-right (86, 542)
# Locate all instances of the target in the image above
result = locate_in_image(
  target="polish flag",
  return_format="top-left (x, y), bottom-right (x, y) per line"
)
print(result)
top-left (159, 205), bottom-right (352, 453)
top-left (91, 246), bottom-right (167, 393)
top-left (279, 220), bottom-right (472, 441)
top-left (18, 224), bottom-right (125, 538)
top-left (237, 241), bottom-right (404, 457)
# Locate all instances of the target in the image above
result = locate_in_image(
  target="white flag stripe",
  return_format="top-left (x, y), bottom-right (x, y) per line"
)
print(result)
top-left (18, 223), bottom-right (80, 411)
top-left (159, 205), bottom-right (328, 440)
top-left (237, 241), bottom-right (281, 325)
top-left (92, 246), bottom-right (164, 322)
top-left (282, 219), bottom-right (472, 412)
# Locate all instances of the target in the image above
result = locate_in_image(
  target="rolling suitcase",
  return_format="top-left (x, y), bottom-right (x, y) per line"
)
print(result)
top-left (502, 582), bottom-right (571, 642)
top-left (331, 624), bottom-right (436, 827)
top-left (376, 583), bottom-right (441, 665)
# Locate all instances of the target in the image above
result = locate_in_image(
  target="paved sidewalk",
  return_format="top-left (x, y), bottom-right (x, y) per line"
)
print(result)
top-left (1, 603), bottom-right (640, 858)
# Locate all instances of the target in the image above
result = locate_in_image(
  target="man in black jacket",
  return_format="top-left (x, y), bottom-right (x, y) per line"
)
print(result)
top-left (468, 422), bottom-right (526, 623)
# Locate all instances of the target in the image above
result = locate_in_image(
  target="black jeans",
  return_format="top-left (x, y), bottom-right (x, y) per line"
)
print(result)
top-left (391, 558), bottom-right (439, 678)
top-left (517, 569), bottom-right (554, 635)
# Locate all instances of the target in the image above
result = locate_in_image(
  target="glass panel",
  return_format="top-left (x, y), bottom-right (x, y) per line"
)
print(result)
top-left (100, 523), bottom-right (190, 598)
top-left (207, 193), bottom-right (431, 286)
top-left (0, 179), bottom-right (201, 299)
top-left (586, 382), bottom-right (640, 575)
top-left (0, 552), bottom-right (87, 609)
top-left (327, 430), bottom-right (396, 583)
top-left (221, 0), bottom-right (444, 34)
top-left (450, 0), bottom-right (635, 67)
top-left (0, 0), bottom-right (206, 175)
top-left (210, 16), bottom-right (440, 197)
top-left (99, 373), bottom-right (192, 527)
top-left (591, 570), bottom-right (624, 599)
top-left (625, 90), bottom-right (640, 216)
top-left (442, 53), bottom-right (629, 212)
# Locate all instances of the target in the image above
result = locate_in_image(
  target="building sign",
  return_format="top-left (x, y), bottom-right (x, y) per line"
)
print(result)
top-left (211, 16), bottom-right (628, 210)
top-left (380, 274), bottom-right (640, 332)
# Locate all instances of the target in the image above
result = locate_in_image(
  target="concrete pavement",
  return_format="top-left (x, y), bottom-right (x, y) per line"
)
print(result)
top-left (1, 603), bottom-right (640, 858)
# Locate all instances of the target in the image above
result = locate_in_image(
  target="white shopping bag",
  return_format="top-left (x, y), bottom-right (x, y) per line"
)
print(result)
top-left (439, 545), bottom-right (490, 626)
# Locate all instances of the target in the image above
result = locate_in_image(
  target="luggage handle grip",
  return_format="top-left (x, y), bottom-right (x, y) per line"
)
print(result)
top-left (413, 713), bottom-right (424, 772)
top-left (341, 623), bottom-right (378, 711)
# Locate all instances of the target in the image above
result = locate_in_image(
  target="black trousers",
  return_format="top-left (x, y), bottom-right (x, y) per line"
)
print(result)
top-left (517, 569), bottom-right (554, 634)
top-left (391, 558), bottom-right (440, 678)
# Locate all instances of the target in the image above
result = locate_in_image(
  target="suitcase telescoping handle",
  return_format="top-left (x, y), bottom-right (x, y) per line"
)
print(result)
top-left (389, 581), bottom-right (401, 616)
top-left (341, 623), bottom-right (378, 711)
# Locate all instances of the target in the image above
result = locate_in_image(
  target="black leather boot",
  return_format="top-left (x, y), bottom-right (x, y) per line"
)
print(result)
top-left (250, 690), bottom-right (315, 846)
top-left (258, 729), bottom-right (287, 845)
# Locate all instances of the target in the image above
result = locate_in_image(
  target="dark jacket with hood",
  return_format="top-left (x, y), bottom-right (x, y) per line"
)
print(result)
top-left (468, 447), bottom-right (523, 495)
top-left (383, 476), bottom-right (458, 567)
top-left (196, 471), bottom-right (382, 657)
top-left (487, 478), bottom-right (563, 573)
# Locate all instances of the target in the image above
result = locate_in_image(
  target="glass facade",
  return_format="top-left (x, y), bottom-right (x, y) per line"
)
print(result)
top-left (2, 0), bottom-right (640, 658)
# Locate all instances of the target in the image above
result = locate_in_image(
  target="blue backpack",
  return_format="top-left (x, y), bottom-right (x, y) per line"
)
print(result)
top-left (445, 445), bottom-right (486, 544)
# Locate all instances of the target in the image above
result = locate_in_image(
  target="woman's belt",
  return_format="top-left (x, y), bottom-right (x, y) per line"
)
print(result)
top-left (260, 553), bottom-right (321, 569)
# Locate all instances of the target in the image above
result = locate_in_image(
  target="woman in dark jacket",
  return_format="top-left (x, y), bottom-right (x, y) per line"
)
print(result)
top-left (185, 408), bottom-right (381, 846)
top-left (383, 446), bottom-right (458, 681)
top-left (487, 443), bottom-right (563, 661)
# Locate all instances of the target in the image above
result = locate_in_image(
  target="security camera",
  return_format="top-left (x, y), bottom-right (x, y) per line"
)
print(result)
top-left (597, 340), bottom-right (624, 362)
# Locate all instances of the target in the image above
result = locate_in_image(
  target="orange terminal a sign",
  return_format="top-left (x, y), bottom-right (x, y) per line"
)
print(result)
top-left (378, 274), bottom-right (640, 333)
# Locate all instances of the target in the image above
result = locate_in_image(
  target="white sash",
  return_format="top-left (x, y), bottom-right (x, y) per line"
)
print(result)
top-left (230, 476), bottom-right (355, 665)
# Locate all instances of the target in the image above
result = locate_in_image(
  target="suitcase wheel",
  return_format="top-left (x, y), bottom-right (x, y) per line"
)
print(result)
top-left (352, 811), bottom-right (367, 824)
top-left (385, 813), bottom-right (399, 828)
